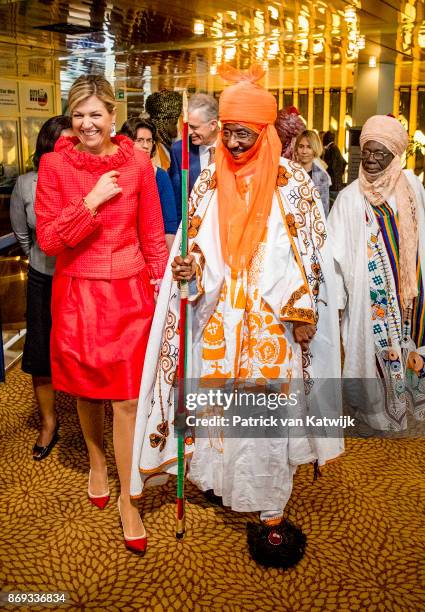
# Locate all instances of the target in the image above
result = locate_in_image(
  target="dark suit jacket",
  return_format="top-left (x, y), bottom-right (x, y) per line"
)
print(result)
top-left (323, 143), bottom-right (346, 192)
top-left (169, 138), bottom-right (201, 224)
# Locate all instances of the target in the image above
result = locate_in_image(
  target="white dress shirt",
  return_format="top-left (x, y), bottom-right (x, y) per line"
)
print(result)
top-left (199, 140), bottom-right (217, 170)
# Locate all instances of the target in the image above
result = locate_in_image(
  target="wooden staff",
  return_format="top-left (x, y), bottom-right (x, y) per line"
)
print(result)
top-left (176, 90), bottom-right (189, 539)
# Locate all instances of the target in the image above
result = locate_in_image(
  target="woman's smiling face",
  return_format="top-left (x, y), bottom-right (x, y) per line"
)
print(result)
top-left (71, 95), bottom-right (115, 154)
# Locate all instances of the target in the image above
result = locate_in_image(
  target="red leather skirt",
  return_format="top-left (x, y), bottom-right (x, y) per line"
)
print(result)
top-left (50, 270), bottom-right (155, 400)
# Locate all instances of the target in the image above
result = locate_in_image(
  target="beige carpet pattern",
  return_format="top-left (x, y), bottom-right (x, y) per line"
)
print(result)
top-left (0, 367), bottom-right (424, 611)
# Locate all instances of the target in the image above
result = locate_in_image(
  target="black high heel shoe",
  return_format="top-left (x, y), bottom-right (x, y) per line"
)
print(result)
top-left (32, 422), bottom-right (59, 461)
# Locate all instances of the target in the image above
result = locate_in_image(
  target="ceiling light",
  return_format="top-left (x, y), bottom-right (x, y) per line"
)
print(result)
top-left (344, 7), bottom-right (357, 23)
top-left (224, 46), bottom-right (236, 61)
top-left (256, 41), bottom-right (265, 60)
top-left (268, 5), bottom-right (279, 20)
top-left (298, 15), bottom-right (309, 31)
top-left (357, 35), bottom-right (365, 49)
top-left (267, 40), bottom-right (280, 57)
top-left (332, 14), bottom-right (341, 28)
top-left (418, 25), bottom-right (425, 48)
top-left (193, 20), bottom-right (205, 36)
top-left (413, 129), bottom-right (425, 146)
top-left (369, 55), bottom-right (377, 67)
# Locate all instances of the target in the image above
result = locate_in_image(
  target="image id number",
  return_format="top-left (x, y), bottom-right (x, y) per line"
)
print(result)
top-left (1, 592), bottom-right (68, 605)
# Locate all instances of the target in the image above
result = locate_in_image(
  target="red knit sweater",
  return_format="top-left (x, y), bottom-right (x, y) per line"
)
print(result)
top-left (35, 135), bottom-right (168, 280)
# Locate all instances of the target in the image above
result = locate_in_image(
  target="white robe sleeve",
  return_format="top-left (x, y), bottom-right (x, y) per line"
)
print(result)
top-left (327, 191), bottom-right (351, 310)
top-left (405, 171), bottom-right (425, 293)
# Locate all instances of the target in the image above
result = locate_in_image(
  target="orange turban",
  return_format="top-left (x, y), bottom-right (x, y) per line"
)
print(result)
top-left (218, 64), bottom-right (277, 126)
top-left (215, 65), bottom-right (282, 271)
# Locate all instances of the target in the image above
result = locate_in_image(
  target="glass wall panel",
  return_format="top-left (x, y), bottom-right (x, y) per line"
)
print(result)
top-left (0, 255), bottom-right (28, 370)
top-left (0, 119), bottom-right (19, 237)
top-left (313, 89), bottom-right (324, 131)
top-left (298, 89), bottom-right (308, 122)
top-left (270, 89), bottom-right (279, 108)
top-left (0, 256), bottom-right (27, 328)
top-left (283, 90), bottom-right (293, 109)
top-left (21, 116), bottom-right (45, 172)
top-left (417, 87), bottom-right (425, 133)
top-left (399, 87), bottom-right (411, 131)
top-left (346, 89), bottom-right (353, 119)
top-left (414, 87), bottom-right (425, 180)
top-left (330, 88), bottom-right (341, 133)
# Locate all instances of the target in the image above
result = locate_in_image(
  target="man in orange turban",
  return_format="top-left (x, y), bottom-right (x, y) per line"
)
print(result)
top-left (131, 66), bottom-right (343, 569)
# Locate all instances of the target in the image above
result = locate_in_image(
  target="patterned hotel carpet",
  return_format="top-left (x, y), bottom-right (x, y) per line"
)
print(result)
top-left (1, 367), bottom-right (424, 612)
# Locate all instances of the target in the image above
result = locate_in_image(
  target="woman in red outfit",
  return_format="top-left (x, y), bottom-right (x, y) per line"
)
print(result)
top-left (35, 75), bottom-right (169, 554)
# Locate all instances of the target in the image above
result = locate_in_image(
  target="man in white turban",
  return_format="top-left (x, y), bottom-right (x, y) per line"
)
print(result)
top-left (328, 115), bottom-right (425, 430)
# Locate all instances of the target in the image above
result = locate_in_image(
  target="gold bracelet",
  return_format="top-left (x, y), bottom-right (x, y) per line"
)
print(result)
top-left (82, 197), bottom-right (97, 217)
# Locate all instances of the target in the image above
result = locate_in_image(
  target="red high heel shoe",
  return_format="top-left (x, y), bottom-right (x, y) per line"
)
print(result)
top-left (87, 469), bottom-right (110, 510)
top-left (117, 497), bottom-right (147, 554)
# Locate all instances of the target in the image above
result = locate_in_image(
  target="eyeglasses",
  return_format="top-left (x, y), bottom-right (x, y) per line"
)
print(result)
top-left (361, 150), bottom-right (391, 161)
top-left (135, 137), bottom-right (153, 144)
top-left (222, 128), bottom-right (253, 141)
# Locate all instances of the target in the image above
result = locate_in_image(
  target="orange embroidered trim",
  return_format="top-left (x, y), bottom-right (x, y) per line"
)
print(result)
top-left (281, 307), bottom-right (316, 324)
top-left (280, 286), bottom-right (317, 324)
top-left (188, 214), bottom-right (202, 238)
top-left (209, 171), bottom-right (217, 190)
top-left (262, 515), bottom-right (284, 526)
top-left (276, 188), bottom-right (317, 323)
top-left (286, 213), bottom-right (298, 237)
top-left (276, 165), bottom-right (292, 187)
top-left (276, 189), bottom-right (311, 293)
top-left (138, 451), bottom-right (194, 475)
top-left (188, 244), bottom-right (205, 303)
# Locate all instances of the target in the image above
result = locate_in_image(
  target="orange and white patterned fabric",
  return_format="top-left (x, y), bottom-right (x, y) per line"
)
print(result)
top-left (131, 157), bottom-right (343, 512)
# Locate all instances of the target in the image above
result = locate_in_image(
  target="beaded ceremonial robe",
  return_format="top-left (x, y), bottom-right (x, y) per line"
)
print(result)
top-left (328, 172), bottom-right (425, 432)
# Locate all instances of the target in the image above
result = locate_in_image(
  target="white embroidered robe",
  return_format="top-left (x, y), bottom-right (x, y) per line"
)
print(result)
top-left (327, 170), bottom-right (425, 430)
top-left (131, 158), bottom-right (344, 512)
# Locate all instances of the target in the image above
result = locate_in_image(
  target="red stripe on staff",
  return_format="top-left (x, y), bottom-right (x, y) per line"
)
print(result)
top-left (182, 122), bottom-right (189, 171)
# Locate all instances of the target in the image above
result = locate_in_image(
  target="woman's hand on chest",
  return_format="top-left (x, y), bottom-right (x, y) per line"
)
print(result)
top-left (83, 170), bottom-right (123, 213)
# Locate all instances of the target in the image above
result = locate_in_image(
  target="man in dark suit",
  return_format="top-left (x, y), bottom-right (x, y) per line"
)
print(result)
top-left (169, 93), bottom-right (219, 224)
top-left (322, 131), bottom-right (347, 207)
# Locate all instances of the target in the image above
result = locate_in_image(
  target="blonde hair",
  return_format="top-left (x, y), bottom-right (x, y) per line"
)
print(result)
top-left (68, 75), bottom-right (116, 115)
top-left (294, 129), bottom-right (323, 159)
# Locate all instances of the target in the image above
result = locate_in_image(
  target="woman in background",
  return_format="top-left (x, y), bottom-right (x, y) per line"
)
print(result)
top-left (120, 117), bottom-right (178, 249)
top-left (10, 115), bottom-right (72, 460)
top-left (294, 129), bottom-right (331, 216)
